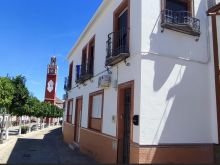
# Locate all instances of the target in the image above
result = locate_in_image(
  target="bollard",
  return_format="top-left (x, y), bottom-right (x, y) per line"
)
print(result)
top-left (5, 129), bottom-right (8, 140)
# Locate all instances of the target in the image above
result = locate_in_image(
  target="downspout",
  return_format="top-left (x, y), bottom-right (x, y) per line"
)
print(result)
top-left (210, 14), bottom-right (220, 143)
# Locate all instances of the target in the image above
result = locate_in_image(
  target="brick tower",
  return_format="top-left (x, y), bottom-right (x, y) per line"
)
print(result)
top-left (44, 56), bottom-right (58, 124)
top-left (44, 56), bottom-right (58, 104)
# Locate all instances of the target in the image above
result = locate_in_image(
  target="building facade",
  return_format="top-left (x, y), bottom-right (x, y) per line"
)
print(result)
top-left (63, 0), bottom-right (219, 163)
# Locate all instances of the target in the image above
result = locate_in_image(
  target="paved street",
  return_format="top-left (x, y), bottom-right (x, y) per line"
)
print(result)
top-left (0, 126), bottom-right (97, 164)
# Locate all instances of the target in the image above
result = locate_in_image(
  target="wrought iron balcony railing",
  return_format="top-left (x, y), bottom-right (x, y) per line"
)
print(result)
top-left (64, 76), bottom-right (72, 91)
top-left (161, 9), bottom-right (200, 36)
top-left (105, 28), bottom-right (130, 66)
top-left (75, 63), bottom-right (93, 84)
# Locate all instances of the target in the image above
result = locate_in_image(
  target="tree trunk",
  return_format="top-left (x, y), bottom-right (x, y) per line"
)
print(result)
top-left (48, 118), bottom-right (50, 127)
top-left (18, 116), bottom-right (21, 135)
top-left (42, 117), bottom-right (45, 129)
top-left (28, 117), bottom-right (31, 133)
top-left (40, 117), bottom-right (43, 129)
top-left (0, 113), bottom-right (5, 143)
top-left (36, 118), bottom-right (39, 131)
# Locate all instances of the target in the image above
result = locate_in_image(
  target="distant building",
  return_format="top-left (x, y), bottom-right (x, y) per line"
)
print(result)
top-left (55, 97), bottom-right (64, 109)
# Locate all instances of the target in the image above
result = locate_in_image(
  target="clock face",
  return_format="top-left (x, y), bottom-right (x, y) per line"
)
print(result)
top-left (49, 68), bottom-right (55, 74)
top-left (47, 80), bottom-right (54, 93)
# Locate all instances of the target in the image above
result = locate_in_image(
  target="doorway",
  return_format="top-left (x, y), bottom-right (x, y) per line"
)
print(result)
top-left (74, 97), bottom-right (83, 143)
top-left (117, 81), bottom-right (134, 164)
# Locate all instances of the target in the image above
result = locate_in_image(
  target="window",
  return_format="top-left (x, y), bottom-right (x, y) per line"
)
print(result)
top-left (114, 0), bottom-right (129, 52)
top-left (92, 95), bottom-right (102, 118)
top-left (166, 0), bottom-right (191, 12)
top-left (88, 90), bottom-right (104, 131)
top-left (88, 37), bottom-right (95, 75)
top-left (76, 36), bottom-right (95, 83)
top-left (162, 0), bottom-right (192, 11)
top-left (66, 99), bottom-right (73, 123)
top-left (113, 0), bottom-right (129, 32)
top-left (161, 0), bottom-right (200, 37)
top-left (68, 62), bottom-right (73, 89)
top-left (81, 47), bottom-right (87, 68)
top-left (105, 0), bottom-right (130, 66)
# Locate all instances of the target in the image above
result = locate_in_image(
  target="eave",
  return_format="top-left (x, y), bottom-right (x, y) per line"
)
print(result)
top-left (66, 0), bottom-right (111, 61)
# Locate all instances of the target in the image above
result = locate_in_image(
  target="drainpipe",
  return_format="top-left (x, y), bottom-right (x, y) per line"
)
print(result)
top-left (210, 14), bottom-right (220, 143)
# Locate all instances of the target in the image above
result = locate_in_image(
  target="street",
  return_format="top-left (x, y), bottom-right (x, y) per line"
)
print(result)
top-left (0, 126), bottom-right (97, 164)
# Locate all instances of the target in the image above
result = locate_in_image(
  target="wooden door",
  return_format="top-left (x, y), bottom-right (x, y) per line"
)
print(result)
top-left (117, 85), bottom-right (132, 164)
top-left (74, 97), bottom-right (82, 143)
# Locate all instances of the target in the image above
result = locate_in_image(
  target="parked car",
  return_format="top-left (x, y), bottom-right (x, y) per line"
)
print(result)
top-left (31, 125), bottom-right (37, 131)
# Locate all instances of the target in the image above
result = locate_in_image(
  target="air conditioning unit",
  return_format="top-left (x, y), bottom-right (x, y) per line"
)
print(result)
top-left (98, 75), bottom-right (111, 88)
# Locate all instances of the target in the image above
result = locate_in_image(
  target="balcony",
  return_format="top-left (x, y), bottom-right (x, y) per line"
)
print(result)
top-left (161, 9), bottom-right (200, 37)
top-left (105, 29), bottom-right (130, 66)
top-left (75, 63), bottom-right (93, 84)
top-left (64, 76), bottom-right (71, 91)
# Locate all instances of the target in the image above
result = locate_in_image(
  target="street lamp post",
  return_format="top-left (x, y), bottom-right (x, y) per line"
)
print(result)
top-left (0, 107), bottom-right (6, 144)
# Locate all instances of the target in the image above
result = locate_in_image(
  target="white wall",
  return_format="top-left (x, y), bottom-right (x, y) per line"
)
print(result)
top-left (65, 0), bottom-right (219, 146)
top-left (67, 0), bottom-right (142, 143)
top-left (139, 0), bottom-right (218, 145)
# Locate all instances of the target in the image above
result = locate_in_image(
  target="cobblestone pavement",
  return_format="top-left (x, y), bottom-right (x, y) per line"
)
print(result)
top-left (0, 126), bottom-right (97, 164)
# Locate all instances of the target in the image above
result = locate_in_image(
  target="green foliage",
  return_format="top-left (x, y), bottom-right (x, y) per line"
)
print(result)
top-left (24, 95), bottom-right (41, 117)
top-left (0, 75), bottom-right (64, 118)
top-left (0, 77), bottom-right (15, 110)
top-left (10, 75), bottom-right (29, 116)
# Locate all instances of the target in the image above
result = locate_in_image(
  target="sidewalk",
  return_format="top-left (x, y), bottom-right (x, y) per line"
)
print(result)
top-left (0, 126), bottom-right (97, 164)
top-left (0, 125), bottom-right (61, 152)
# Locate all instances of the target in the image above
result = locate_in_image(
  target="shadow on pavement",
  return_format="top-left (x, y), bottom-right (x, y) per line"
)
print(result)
top-left (7, 127), bottom-right (97, 164)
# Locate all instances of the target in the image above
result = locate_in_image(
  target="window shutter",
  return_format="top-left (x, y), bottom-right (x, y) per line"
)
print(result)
top-left (92, 95), bottom-right (102, 118)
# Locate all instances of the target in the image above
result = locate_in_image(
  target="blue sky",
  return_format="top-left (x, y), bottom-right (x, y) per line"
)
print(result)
top-left (0, 0), bottom-right (102, 101)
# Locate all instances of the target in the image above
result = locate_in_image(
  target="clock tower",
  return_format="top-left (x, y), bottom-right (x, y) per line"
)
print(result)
top-left (44, 56), bottom-right (58, 104)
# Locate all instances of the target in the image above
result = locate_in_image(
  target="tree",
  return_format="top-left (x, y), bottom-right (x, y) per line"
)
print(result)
top-left (24, 95), bottom-right (40, 117)
top-left (0, 77), bottom-right (15, 143)
top-left (10, 75), bottom-right (29, 116)
top-left (0, 77), bottom-right (14, 109)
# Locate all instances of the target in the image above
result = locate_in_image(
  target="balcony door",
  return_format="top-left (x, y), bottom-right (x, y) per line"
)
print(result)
top-left (166, 0), bottom-right (188, 12)
top-left (164, 0), bottom-right (193, 24)
top-left (117, 9), bottom-right (128, 54)
top-left (81, 48), bottom-right (87, 76)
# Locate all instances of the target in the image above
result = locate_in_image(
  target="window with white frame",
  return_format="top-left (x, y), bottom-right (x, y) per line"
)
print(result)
top-left (88, 91), bottom-right (103, 131)
top-left (91, 95), bottom-right (102, 119)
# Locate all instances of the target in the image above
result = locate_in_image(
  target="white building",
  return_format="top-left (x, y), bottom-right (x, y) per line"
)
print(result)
top-left (63, 0), bottom-right (220, 163)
